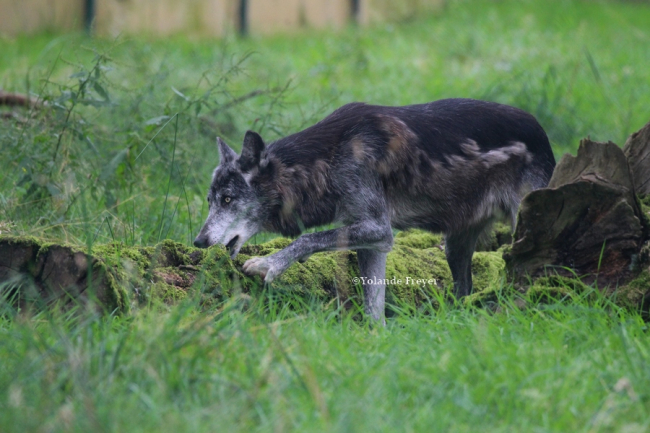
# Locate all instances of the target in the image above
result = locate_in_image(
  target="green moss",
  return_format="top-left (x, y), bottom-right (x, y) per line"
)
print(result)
top-left (99, 266), bottom-right (129, 312)
top-left (155, 239), bottom-right (193, 267)
top-left (615, 268), bottom-right (649, 309)
top-left (463, 274), bottom-right (586, 309)
top-left (498, 243), bottom-right (512, 256)
top-left (530, 275), bottom-right (591, 292)
top-left (240, 237), bottom-right (294, 257)
top-left (477, 222), bottom-right (513, 252)
top-left (0, 229), bottom-right (508, 313)
top-left (274, 251), bottom-right (352, 299)
top-left (5, 228), bottom-right (649, 315)
top-left (384, 245), bottom-right (449, 307)
top-left (94, 243), bottom-right (151, 279)
top-left (463, 285), bottom-right (514, 308)
top-left (394, 229), bottom-right (442, 249)
top-left (470, 252), bottom-right (506, 290)
top-left (0, 234), bottom-right (46, 248)
top-left (526, 284), bottom-right (575, 303)
top-left (461, 254), bottom-right (509, 308)
top-left (92, 242), bottom-right (160, 311)
top-left (150, 281), bottom-right (187, 304)
top-left (0, 233), bottom-right (507, 313)
top-left (201, 245), bottom-right (252, 296)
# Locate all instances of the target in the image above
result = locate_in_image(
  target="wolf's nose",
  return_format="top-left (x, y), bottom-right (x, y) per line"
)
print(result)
top-left (193, 236), bottom-right (208, 248)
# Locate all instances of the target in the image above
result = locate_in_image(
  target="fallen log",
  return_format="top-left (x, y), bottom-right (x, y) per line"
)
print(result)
top-left (0, 231), bottom-right (504, 314)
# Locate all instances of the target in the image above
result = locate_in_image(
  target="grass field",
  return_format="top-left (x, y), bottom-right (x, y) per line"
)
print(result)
top-left (1, 0), bottom-right (650, 431)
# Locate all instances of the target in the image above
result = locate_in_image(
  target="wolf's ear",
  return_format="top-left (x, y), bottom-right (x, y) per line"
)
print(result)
top-left (239, 130), bottom-right (265, 171)
top-left (217, 137), bottom-right (237, 165)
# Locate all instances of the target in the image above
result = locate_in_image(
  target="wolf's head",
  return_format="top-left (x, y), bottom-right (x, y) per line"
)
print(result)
top-left (193, 131), bottom-right (267, 258)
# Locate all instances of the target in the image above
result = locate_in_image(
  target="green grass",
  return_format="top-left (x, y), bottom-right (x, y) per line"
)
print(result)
top-left (1, 297), bottom-right (648, 432)
top-left (1, 0), bottom-right (650, 431)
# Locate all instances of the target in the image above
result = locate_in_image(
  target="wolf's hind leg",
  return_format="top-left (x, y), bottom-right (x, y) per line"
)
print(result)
top-left (445, 221), bottom-right (491, 299)
top-left (356, 249), bottom-right (388, 324)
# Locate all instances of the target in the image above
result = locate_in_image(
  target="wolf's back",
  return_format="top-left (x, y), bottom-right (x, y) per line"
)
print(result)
top-left (395, 98), bottom-right (555, 182)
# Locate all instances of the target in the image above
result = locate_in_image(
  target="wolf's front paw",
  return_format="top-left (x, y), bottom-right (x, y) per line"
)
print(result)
top-left (242, 256), bottom-right (282, 283)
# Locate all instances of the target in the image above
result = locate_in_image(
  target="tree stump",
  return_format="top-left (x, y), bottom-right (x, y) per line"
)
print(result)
top-left (505, 139), bottom-right (647, 287)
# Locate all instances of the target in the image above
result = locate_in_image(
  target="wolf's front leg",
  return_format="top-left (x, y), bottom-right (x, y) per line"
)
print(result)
top-left (356, 249), bottom-right (388, 324)
top-left (242, 220), bottom-right (392, 284)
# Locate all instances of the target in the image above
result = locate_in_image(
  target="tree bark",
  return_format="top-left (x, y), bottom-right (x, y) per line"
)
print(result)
top-left (623, 120), bottom-right (650, 195)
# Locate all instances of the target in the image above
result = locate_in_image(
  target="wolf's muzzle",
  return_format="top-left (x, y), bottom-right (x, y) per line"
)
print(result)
top-left (193, 235), bottom-right (209, 249)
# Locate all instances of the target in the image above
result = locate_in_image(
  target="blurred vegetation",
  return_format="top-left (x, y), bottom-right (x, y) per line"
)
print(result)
top-left (1, 0), bottom-right (649, 247)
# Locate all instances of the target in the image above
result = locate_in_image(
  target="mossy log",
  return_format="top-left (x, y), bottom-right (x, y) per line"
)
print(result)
top-left (505, 136), bottom-right (649, 291)
top-left (0, 230), bottom-right (504, 313)
top-left (0, 237), bottom-right (127, 312)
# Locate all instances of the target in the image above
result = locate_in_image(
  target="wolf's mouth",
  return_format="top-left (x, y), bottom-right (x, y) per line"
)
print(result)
top-left (225, 235), bottom-right (240, 256)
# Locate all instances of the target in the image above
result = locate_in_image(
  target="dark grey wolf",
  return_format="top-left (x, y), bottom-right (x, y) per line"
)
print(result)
top-left (194, 99), bottom-right (556, 322)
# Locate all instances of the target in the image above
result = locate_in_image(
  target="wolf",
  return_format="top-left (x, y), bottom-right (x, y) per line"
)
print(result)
top-left (194, 98), bottom-right (556, 322)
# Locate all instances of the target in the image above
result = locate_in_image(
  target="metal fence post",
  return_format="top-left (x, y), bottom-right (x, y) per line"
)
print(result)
top-left (239, 0), bottom-right (248, 35)
top-left (85, 0), bottom-right (95, 33)
top-left (351, 0), bottom-right (360, 23)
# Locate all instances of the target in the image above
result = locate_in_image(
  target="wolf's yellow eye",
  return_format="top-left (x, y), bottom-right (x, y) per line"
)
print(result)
top-left (224, 197), bottom-right (231, 203)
